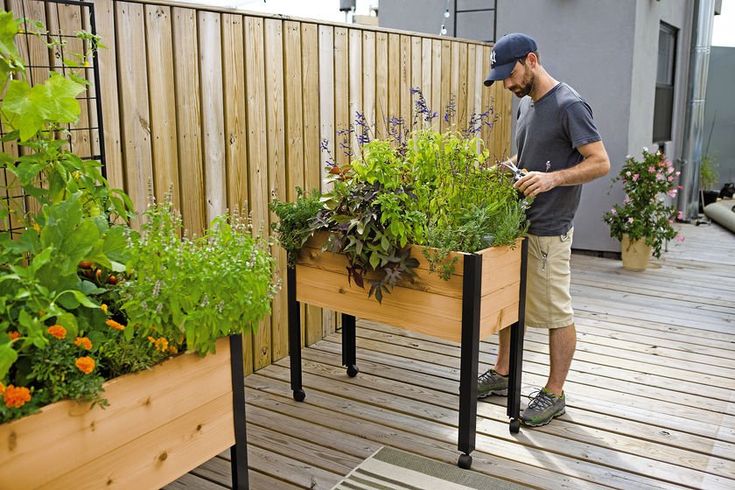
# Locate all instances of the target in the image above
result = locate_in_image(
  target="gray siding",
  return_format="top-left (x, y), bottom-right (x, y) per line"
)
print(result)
top-left (703, 46), bottom-right (735, 186)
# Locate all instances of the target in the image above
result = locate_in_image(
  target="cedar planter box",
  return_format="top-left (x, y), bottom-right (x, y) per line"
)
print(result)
top-left (295, 232), bottom-right (523, 342)
top-left (0, 336), bottom-right (248, 490)
top-left (287, 232), bottom-right (528, 469)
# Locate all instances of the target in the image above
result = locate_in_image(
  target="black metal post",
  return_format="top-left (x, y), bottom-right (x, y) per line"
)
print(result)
top-left (342, 313), bottom-right (359, 377)
top-left (287, 266), bottom-right (306, 401)
top-left (457, 253), bottom-right (481, 469)
top-left (507, 239), bottom-right (528, 433)
top-left (229, 334), bottom-right (249, 490)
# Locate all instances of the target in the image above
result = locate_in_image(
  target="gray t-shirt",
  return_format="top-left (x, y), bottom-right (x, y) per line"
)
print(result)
top-left (516, 82), bottom-right (601, 236)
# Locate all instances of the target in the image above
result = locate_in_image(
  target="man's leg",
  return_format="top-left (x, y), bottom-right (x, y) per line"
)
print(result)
top-left (545, 323), bottom-right (576, 396)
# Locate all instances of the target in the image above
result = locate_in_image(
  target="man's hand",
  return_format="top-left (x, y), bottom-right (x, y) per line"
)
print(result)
top-left (514, 171), bottom-right (560, 197)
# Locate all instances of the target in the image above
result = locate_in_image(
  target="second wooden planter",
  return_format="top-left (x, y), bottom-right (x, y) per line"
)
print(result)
top-left (0, 336), bottom-right (249, 490)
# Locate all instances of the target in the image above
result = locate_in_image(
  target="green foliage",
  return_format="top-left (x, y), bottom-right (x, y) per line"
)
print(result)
top-left (699, 154), bottom-right (719, 191)
top-left (270, 188), bottom-right (322, 266)
top-left (119, 195), bottom-right (277, 355)
top-left (272, 91), bottom-right (527, 302)
top-left (603, 149), bottom-right (679, 258)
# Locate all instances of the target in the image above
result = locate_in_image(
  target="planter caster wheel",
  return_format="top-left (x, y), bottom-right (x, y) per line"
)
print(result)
top-left (509, 418), bottom-right (521, 434)
top-left (292, 389), bottom-right (306, 402)
top-left (457, 453), bottom-right (472, 469)
top-left (346, 365), bottom-right (359, 377)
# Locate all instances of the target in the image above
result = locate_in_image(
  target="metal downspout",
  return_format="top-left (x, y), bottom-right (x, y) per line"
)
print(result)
top-left (679, 0), bottom-right (716, 219)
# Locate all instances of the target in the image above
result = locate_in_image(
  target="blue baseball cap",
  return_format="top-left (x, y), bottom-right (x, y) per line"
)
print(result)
top-left (484, 33), bottom-right (538, 86)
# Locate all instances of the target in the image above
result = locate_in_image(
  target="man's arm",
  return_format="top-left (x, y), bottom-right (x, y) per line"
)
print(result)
top-left (514, 141), bottom-right (610, 197)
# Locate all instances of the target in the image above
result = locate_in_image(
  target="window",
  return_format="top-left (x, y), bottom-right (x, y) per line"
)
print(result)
top-left (653, 22), bottom-right (677, 143)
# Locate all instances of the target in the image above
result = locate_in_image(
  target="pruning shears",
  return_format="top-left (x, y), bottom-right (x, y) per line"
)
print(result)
top-left (500, 160), bottom-right (527, 182)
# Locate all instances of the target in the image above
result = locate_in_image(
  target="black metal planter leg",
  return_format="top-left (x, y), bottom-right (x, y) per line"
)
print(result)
top-left (287, 266), bottom-right (306, 402)
top-left (507, 239), bottom-right (528, 433)
top-left (342, 313), bottom-right (359, 377)
top-left (457, 253), bottom-right (482, 469)
top-left (229, 334), bottom-right (249, 490)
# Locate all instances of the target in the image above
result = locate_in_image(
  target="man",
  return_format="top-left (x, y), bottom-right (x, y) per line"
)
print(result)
top-left (478, 33), bottom-right (610, 427)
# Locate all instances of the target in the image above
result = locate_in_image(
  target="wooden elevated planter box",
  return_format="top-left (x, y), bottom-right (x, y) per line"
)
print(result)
top-left (287, 232), bottom-right (528, 469)
top-left (0, 336), bottom-right (248, 490)
top-left (295, 233), bottom-right (523, 342)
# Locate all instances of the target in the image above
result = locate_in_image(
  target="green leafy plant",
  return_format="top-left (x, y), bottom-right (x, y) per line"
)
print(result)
top-left (603, 149), bottom-right (680, 258)
top-left (271, 90), bottom-right (527, 302)
top-left (119, 192), bottom-right (278, 355)
top-left (699, 154), bottom-right (719, 191)
top-left (270, 187), bottom-right (323, 266)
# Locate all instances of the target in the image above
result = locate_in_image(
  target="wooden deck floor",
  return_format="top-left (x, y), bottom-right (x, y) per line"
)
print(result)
top-left (167, 222), bottom-right (735, 490)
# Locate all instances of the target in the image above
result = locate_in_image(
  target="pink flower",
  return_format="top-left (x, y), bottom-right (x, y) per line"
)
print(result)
top-left (675, 235), bottom-right (685, 243)
top-left (677, 185), bottom-right (683, 190)
top-left (628, 217), bottom-right (634, 223)
top-left (668, 175), bottom-right (674, 182)
top-left (675, 171), bottom-right (681, 176)
top-left (624, 196), bottom-right (631, 204)
top-left (677, 211), bottom-right (683, 220)
top-left (610, 208), bottom-right (617, 215)
top-left (656, 173), bottom-right (665, 181)
top-left (632, 174), bottom-right (640, 182)
top-left (648, 166), bottom-right (656, 173)
top-left (668, 189), bottom-right (678, 198)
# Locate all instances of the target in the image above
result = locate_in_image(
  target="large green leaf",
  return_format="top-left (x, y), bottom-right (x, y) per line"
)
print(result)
top-left (0, 343), bottom-right (18, 380)
top-left (2, 80), bottom-right (44, 141)
top-left (43, 72), bottom-right (85, 122)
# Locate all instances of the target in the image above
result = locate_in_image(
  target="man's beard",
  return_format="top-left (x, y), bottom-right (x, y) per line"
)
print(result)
top-left (512, 72), bottom-right (534, 98)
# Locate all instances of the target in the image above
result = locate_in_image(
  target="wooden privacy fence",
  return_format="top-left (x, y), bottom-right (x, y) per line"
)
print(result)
top-left (5, 0), bottom-right (512, 374)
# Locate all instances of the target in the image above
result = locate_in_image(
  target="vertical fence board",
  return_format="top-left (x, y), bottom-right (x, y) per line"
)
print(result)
top-left (222, 13), bottom-right (248, 211)
top-left (439, 39), bottom-right (450, 132)
top-left (301, 23), bottom-right (323, 347)
top-left (333, 27), bottom-right (349, 166)
top-left (374, 31), bottom-right (388, 137)
top-left (457, 43), bottom-right (467, 125)
top-left (387, 33), bottom-right (400, 130)
top-left (172, 7), bottom-right (205, 236)
top-left (362, 30), bottom-right (375, 132)
top-left (348, 29), bottom-right (362, 156)
top-left (421, 38), bottom-right (431, 115)
top-left (115, 2), bottom-right (152, 224)
top-left (244, 16), bottom-right (270, 370)
top-left (411, 36), bottom-right (422, 127)
top-left (466, 43), bottom-right (477, 129)
top-left (198, 12), bottom-right (225, 222)
top-left (400, 35), bottom-right (412, 126)
top-left (481, 45), bottom-right (493, 154)
top-left (145, 5), bottom-right (180, 207)
top-left (318, 24), bottom-right (336, 337)
top-left (93, 0), bottom-right (124, 190)
top-left (263, 18), bottom-right (288, 361)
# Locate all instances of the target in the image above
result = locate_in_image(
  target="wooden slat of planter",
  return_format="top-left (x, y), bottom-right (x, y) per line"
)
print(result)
top-left (296, 265), bottom-right (462, 338)
top-left (46, 393), bottom-right (234, 490)
top-left (0, 338), bottom-right (231, 489)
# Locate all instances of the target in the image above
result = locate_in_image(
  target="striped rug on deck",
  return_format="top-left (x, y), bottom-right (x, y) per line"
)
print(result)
top-left (332, 446), bottom-right (527, 490)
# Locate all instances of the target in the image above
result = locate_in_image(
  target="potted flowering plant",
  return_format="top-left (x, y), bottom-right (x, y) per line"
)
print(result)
top-left (0, 12), bottom-right (274, 488)
top-left (603, 149), bottom-right (680, 270)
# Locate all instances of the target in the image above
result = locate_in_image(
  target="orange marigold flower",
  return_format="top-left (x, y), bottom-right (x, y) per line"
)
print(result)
top-left (100, 303), bottom-right (109, 314)
top-left (168, 344), bottom-right (178, 354)
top-left (153, 337), bottom-right (169, 353)
top-left (75, 356), bottom-right (96, 374)
top-left (105, 319), bottom-right (125, 331)
top-left (8, 331), bottom-right (21, 340)
top-left (3, 385), bottom-right (31, 408)
top-left (74, 336), bottom-right (93, 350)
top-left (0, 383), bottom-right (5, 395)
top-left (47, 325), bottom-right (67, 340)
top-left (147, 336), bottom-right (156, 343)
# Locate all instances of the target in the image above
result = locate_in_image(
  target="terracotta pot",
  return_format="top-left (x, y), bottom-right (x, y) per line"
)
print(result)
top-left (621, 234), bottom-right (651, 271)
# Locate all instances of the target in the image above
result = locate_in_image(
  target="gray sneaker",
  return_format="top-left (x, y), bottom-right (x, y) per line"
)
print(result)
top-left (477, 369), bottom-right (509, 398)
top-left (521, 388), bottom-right (565, 427)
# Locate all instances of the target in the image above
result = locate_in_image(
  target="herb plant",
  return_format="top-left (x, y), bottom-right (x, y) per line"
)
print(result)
top-left (272, 89), bottom-right (527, 301)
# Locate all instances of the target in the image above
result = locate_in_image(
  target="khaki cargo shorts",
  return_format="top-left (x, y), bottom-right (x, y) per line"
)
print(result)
top-left (525, 228), bottom-right (574, 329)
